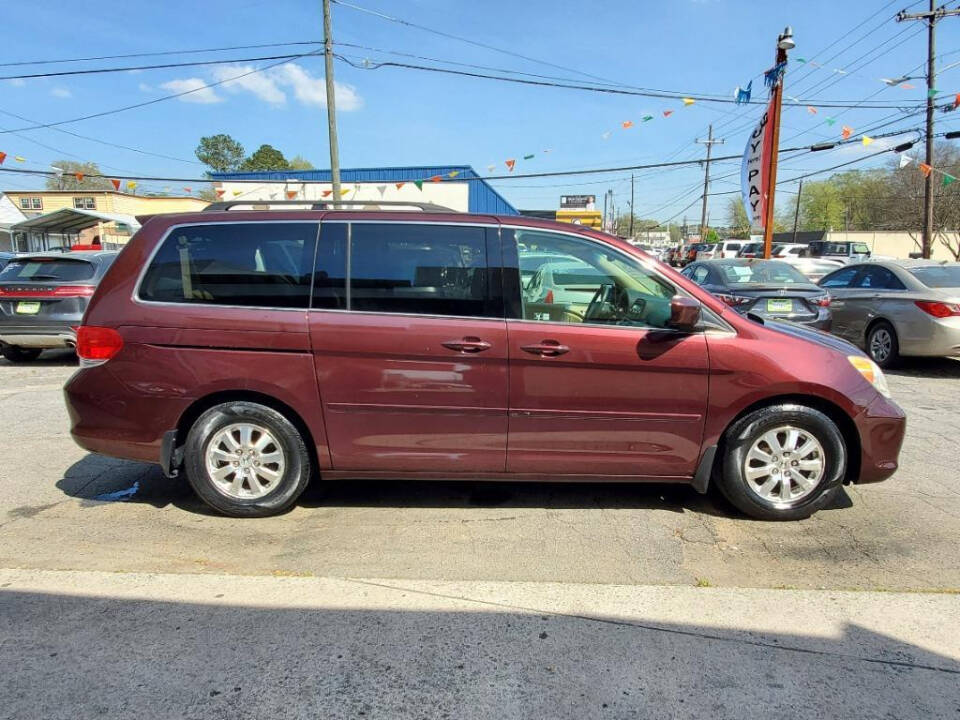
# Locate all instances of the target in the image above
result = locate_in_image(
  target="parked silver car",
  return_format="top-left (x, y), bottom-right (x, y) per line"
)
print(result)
top-left (818, 260), bottom-right (960, 367)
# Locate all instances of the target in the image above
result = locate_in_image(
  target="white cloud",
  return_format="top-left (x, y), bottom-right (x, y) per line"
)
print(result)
top-left (6, 78), bottom-right (26, 87)
top-left (138, 82), bottom-right (152, 93)
top-left (212, 64), bottom-right (287, 104)
top-left (274, 63), bottom-right (362, 110)
top-left (50, 87), bottom-right (72, 98)
top-left (159, 78), bottom-right (223, 104)
top-left (200, 62), bottom-right (362, 111)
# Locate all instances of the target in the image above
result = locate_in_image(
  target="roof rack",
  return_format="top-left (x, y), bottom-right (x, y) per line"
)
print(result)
top-left (202, 200), bottom-right (456, 213)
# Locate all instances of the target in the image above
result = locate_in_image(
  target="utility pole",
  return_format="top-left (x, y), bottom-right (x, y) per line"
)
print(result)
top-left (629, 174), bottom-right (635, 237)
top-left (322, 0), bottom-right (342, 205)
top-left (696, 124), bottom-right (724, 242)
top-left (792, 180), bottom-right (803, 242)
top-left (602, 190), bottom-right (609, 231)
top-left (762, 27), bottom-right (795, 259)
top-left (897, 2), bottom-right (960, 258)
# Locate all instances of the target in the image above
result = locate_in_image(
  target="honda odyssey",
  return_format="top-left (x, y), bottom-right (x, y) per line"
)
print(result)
top-left (64, 204), bottom-right (906, 520)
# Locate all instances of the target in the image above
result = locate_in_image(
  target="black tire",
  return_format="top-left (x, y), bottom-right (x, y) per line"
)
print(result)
top-left (866, 321), bottom-right (899, 369)
top-left (717, 404), bottom-right (847, 521)
top-left (0, 345), bottom-right (42, 363)
top-left (184, 401), bottom-right (312, 518)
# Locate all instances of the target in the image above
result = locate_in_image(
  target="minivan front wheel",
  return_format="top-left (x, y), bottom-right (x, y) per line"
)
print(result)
top-left (718, 404), bottom-right (846, 521)
top-left (184, 401), bottom-right (311, 517)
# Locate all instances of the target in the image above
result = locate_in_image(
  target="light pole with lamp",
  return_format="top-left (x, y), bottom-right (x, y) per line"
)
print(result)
top-left (762, 26), bottom-right (795, 259)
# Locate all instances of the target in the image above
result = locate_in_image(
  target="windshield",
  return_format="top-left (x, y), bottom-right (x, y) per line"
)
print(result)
top-left (0, 257), bottom-right (97, 282)
top-left (909, 265), bottom-right (960, 288)
top-left (718, 261), bottom-right (811, 285)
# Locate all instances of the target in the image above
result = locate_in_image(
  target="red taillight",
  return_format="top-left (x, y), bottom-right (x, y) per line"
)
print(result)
top-left (544, 290), bottom-right (554, 304)
top-left (76, 326), bottom-right (124, 362)
top-left (0, 285), bottom-right (96, 298)
top-left (812, 294), bottom-right (832, 307)
top-left (716, 293), bottom-right (752, 307)
top-left (915, 300), bottom-right (960, 318)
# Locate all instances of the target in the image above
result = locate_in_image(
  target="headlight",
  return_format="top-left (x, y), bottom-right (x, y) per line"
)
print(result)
top-left (848, 355), bottom-right (891, 398)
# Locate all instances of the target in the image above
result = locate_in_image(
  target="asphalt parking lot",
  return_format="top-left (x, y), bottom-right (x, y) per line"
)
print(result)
top-left (2, 349), bottom-right (959, 592)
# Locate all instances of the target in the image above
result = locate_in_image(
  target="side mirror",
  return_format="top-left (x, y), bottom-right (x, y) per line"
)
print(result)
top-left (669, 296), bottom-right (701, 332)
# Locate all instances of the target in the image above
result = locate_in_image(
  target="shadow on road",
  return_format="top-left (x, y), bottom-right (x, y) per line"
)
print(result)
top-left (0, 585), bottom-right (957, 718)
top-left (887, 357), bottom-right (960, 379)
top-left (0, 348), bottom-right (77, 367)
top-left (55, 453), bottom-right (853, 520)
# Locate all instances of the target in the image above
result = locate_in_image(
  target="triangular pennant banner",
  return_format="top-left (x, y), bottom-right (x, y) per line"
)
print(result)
top-left (321, 190), bottom-right (333, 197)
top-left (110, 179), bottom-right (121, 191)
top-left (807, 106), bottom-right (818, 114)
top-left (414, 180), bottom-right (423, 191)
top-left (523, 154), bottom-right (535, 160)
top-left (430, 175), bottom-right (442, 183)
top-left (0, 152), bottom-right (6, 165)
top-left (919, 163), bottom-right (932, 177)
top-left (339, 188), bottom-right (351, 196)
top-left (127, 181), bottom-right (137, 190)
top-left (182, 187), bottom-right (192, 193)
top-left (395, 182), bottom-right (405, 190)
top-left (622, 121), bottom-right (634, 129)
top-left (642, 115), bottom-right (653, 122)
top-left (376, 184), bottom-right (387, 196)
top-left (899, 154), bottom-right (913, 169)
top-left (942, 174), bottom-right (957, 187)
top-left (14, 156), bottom-right (25, 162)
top-left (215, 189), bottom-right (226, 197)
top-left (682, 98), bottom-right (695, 106)
top-left (232, 190), bottom-right (243, 197)
top-left (841, 125), bottom-right (853, 139)
top-left (796, 57), bottom-right (807, 63)
top-left (75, 172), bottom-right (84, 182)
top-left (286, 190), bottom-right (298, 199)
top-left (505, 159), bottom-right (516, 171)
top-left (662, 110), bottom-right (673, 117)
top-left (825, 117), bottom-right (837, 126)
top-left (928, 88), bottom-right (940, 98)
top-left (954, 93), bottom-right (960, 110)
top-left (447, 171), bottom-right (459, 178)
top-left (862, 136), bottom-right (874, 146)
top-left (901, 83), bottom-right (915, 90)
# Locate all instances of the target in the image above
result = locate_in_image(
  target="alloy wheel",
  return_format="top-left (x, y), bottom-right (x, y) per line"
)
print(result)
top-left (742, 426), bottom-right (826, 505)
top-left (870, 328), bottom-right (892, 363)
top-left (204, 423), bottom-right (286, 499)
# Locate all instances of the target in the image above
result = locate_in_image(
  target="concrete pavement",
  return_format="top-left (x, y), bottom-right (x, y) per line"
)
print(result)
top-left (2, 568), bottom-right (959, 719)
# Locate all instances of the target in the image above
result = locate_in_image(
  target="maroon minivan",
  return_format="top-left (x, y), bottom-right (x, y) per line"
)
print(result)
top-left (64, 204), bottom-right (906, 520)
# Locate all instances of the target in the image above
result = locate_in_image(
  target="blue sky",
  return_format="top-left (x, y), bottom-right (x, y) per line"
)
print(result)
top-left (2, 0), bottom-right (959, 225)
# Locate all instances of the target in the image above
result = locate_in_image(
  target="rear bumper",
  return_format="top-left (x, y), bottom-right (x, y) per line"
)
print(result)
top-left (0, 325), bottom-right (77, 348)
top-left (898, 318), bottom-right (960, 358)
top-left (852, 393), bottom-right (906, 484)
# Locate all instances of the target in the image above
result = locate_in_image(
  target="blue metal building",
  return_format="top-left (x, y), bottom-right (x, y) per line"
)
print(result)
top-left (211, 165), bottom-right (518, 215)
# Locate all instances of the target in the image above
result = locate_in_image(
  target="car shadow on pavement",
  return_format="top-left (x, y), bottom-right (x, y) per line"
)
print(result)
top-left (886, 357), bottom-right (960, 379)
top-left (57, 453), bottom-right (853, 520)
top-left (1, 586), bottom-right (958, 719)
top-left (0, 348), bottom-right (77, 367)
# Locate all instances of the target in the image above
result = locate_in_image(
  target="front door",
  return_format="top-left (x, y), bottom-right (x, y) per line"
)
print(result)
top-left (503, 227), bottom-right (709, 478)
top-left (308, 221), bottom-right (508, 473)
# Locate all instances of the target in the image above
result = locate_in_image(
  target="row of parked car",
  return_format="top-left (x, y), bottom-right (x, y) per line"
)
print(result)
top-left (679, 256), bottom-right (960, 368)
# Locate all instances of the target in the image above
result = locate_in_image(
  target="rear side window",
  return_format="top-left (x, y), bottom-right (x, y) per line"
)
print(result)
top-left (0, 258), bottom-right (96, 282)
top-left (348, 223), bottom-right (489, 317)
top-left (138, 222), bottom-right (317, 308)
top-left (854, 266), bottom-right (905, 290)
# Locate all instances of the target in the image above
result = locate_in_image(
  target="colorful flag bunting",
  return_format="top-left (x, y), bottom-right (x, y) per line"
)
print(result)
top-left (807, 106), bottom-right (818, 114)
top-left (505, 159), bottom-right (516, 171)
top-left (682, 98), bottom-right (695, 106)
top-left (126, 181), bottom-right (137, 190)
top-left (841, 125), bottom-right (853, 139)
top-left (395, 182), bottom-right (406, 190)
top-left (919, 163), bottom-right (932, 177)
top-left (862, 136), bottom-right (874, 146)
top-left (414, 180), bottom-right (423, 190)
top-left (734, 81), bottom-right (752, 105)
top-left (232, 190), bottom-right (243, 197)
top-left (622, 121), bottom-right (634, 129)
top-left (429, 175), bottom-right (442, 183)
top-left (14, 156), bottom-right (25, 162)
top-left (523, 154), bottom-right (535, 160)
top-left (642, 115), bottom-right (653, 122)
top-left (899, 155), bottom-right (913, 169)
top-left (286, 190), bottom-right (298, 199)
top-left (339, 188), bottom-right (351, 196)
top-left (954, 93), bottom-right (960, 110)
top-left (215, 189), bottom-right (225, 197)
top-left (928, 88), bottom-right (940, 98)
top-left (447, 171), bottom-right (460, 177)
top-left (321, 190), bottom-right (333, 197)
top-left (796, 57), bottom-right (807, 64)
top-left (75, 172), bottom-right (84, 182)
top-left (942, 174), bottom-right (957, 187)
top-left (0, 152), bottom-right (6, 164)
top-left (825, 117), bottom-right (837, 126)
top-left (376, 184), bottom-right (387, 196)
top-left (183, 187), bottom-right (192, 193)
top-left (110, 179), bottom-right (121, 190)
top-left (662, 110), bottom-right (673, 117)
top-left (901, 83), bottom-right (915, 90)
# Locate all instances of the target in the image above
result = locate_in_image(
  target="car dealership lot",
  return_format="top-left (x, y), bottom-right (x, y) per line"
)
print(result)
top-left (1, 350), bottom-right (959, 591)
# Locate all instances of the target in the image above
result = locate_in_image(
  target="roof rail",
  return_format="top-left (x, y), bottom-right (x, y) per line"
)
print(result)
top-left (202, 200), bottom-right (456, 213)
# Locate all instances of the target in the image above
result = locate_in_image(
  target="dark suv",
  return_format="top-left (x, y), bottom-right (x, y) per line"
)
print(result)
top-left (64, 204), bottom-right (906, 520)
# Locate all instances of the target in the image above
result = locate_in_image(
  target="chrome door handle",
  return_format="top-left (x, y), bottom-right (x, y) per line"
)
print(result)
top-left (442, 337), bottom-right (491, 353)
top-left (520, 340), bottom-right (570, 357)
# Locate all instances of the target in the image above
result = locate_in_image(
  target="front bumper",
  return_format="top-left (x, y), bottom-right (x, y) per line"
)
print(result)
top-left (853, 393), bottom-right (907, 484)
top-left (0, 325), bottom-right (77, 349)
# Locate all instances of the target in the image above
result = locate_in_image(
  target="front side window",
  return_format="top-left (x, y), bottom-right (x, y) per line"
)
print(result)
top-left (820, 266), bottom-right (859, 288)
top-left (855, 266), bottom-right (905, 290)
top-left (138, 222), bottom-right (317, 308)
top-left (348, 223), bottom-right (489, 317)
top-left (513, 229), bottom-right (675, 329)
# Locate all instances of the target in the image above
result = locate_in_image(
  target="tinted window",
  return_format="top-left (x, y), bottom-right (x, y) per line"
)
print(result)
top-left (718, 261), bottom-right (809, 285)
top-left (691, 265), bottom-right (710, 284)
top-left (820, 267), bottom-right (859, 288)
top-left (854, 266), bottom-right (905, 290)
top-left (0, 258), bottom-right (96, 282)
top-left (726, 243), bottom-right (741, 251)
top-left (910, 265), bottom-right (960, 288)
top-left (139, 222), bottom-right (317, 308)
top-left (349, 223), bottom-right (489, 317)
top-left (515, 229), bottom-right (675, 329)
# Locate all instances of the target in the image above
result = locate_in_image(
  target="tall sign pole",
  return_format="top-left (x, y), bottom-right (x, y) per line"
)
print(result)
top-left (897, 2), bottom-right (960, 258)
top-left (762, 27), bottom-right (794, 259)
top-left (697, 124), bottom-right (724, 242)
top-left (323, 0), bottom-right (342, 205)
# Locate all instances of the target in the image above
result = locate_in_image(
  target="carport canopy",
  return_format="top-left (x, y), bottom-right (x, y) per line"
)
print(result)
top-left (10, 207), bottom-right (140, 235)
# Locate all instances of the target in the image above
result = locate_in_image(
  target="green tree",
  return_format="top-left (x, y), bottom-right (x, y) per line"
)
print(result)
top-left (800, 181), bottom-right (845, 230)
top-left (726, 196), bottom-right (751, 238)
top-left (240, 144), bottom-right (290, 171)
top-left (45, 160), bottom-right (113, 191)
top-left (288, 155), bottom-right (315, 170)
top-left (195, 134), bottom-right (245, 173)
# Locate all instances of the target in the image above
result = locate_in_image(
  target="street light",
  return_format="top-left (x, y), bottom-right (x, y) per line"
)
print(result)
top-left (777, 26), bottom-right (795, 51)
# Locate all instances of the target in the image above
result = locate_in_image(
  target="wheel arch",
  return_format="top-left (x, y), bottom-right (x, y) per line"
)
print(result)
top-left (175, 390), bottom-right (320, 480)
top-left (863, 315), bottom-right (896, 347)
top-left (713, 393), bottom-right (861, 485)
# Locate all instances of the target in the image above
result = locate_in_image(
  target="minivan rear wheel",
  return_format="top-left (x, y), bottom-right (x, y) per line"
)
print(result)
top-left (184, 401), bottom-right (311, 517)
top-left (1, 345), bottom-right (42, 363)
top-left (718, 404), bottom-right (846, 521)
